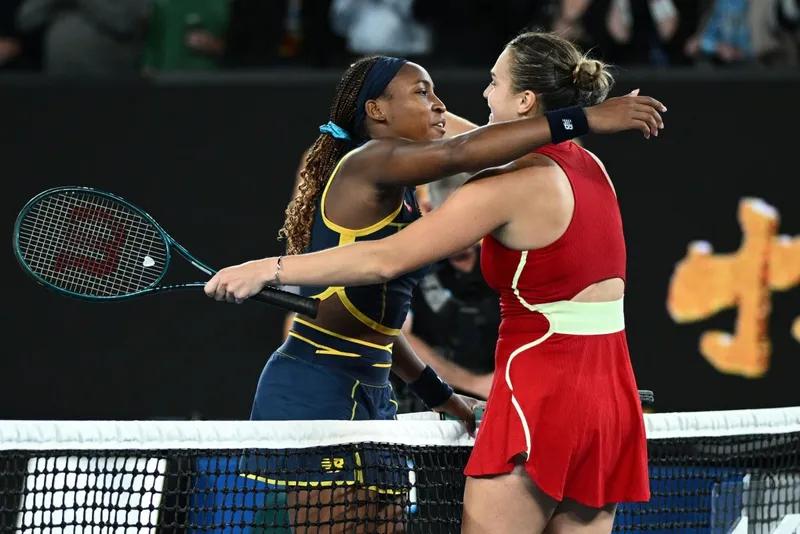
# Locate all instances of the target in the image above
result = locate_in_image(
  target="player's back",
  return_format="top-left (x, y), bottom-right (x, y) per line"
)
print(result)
top-left (480, 140), bottom-right (627, 333)
top-left (466, 141), bottom-right (649, 507)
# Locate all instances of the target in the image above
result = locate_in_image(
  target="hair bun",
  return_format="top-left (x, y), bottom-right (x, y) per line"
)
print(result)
top-left (572, 58), bottom-right (608, 92)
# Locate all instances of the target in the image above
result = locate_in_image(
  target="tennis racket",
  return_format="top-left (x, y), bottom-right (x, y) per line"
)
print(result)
top-left (12, 186), bottom-right (320, 317)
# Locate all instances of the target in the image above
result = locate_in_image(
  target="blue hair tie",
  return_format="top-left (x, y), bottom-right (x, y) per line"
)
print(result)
top-left (319, 121), bottom-right (351, 141)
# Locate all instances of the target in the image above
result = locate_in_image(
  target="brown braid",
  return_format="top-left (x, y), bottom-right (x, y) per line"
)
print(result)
top-left (278, 56), bottom-right (382, 255)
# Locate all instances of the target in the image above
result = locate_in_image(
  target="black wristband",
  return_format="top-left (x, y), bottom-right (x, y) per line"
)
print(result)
top-left (545, 106), bottom-right (589, 144)
top-left (408, 365), bottom-right (454, 409)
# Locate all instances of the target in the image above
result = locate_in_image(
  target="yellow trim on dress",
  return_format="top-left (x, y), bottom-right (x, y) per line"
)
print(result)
top-left (286, 331), bottom-right (361, 358)
top-left (337, 289), bottom-right (402, 337)
top-left (309, 152), bottom-right (410, 338)
top-left (320, 151), bottom-right (403, 237)
top-left (293, 317), bottom-right (393, 352)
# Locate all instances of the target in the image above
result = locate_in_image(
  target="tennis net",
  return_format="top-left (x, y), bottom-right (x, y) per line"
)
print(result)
top-left (0, 408), bottom-right (798, 533)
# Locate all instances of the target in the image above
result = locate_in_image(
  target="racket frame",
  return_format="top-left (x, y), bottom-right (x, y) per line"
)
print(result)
top-left (15, 186), bottom-right (253, 302)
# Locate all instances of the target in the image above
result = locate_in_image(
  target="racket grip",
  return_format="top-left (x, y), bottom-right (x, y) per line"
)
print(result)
top-left (639, 389), bottom-right (654, 405)
top-left (251, 287), bottom-right (320, 318)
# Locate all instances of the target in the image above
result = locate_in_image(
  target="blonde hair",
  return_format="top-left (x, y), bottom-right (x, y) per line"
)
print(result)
top-left (505, 31), bottom-right (614, 110)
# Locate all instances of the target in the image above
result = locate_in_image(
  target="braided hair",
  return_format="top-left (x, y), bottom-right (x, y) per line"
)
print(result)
top-left (278, 56), bottom-right (382, 255)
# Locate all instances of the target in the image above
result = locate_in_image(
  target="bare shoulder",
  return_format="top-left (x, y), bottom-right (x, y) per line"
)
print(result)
top-left (465, 152), bottom-right (558, 185)
top-left (329, 140), bottom-right (376, 180)
top-left (461, 154), bottom-right (567, 204)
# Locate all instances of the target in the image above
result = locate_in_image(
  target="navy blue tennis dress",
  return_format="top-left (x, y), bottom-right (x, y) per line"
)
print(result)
top-left (240, 150), bottom-right (431, 491)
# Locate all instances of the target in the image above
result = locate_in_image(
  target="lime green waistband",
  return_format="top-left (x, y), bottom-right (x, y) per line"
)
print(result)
top-left (532, 297), bottom-right (625, 335)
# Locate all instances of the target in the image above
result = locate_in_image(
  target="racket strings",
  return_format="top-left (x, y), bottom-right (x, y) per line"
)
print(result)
top-left (17, 191), bottom-right (168, 297)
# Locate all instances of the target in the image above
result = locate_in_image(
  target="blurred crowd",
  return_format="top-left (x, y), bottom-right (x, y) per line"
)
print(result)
top-left (0, 0), bottom-right (798, 77)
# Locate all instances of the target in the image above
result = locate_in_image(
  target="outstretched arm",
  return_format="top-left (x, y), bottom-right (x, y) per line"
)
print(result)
top-left (345, 94), bottom-right (665, 188)
top-left (204, 168), bottom-right (538, 301)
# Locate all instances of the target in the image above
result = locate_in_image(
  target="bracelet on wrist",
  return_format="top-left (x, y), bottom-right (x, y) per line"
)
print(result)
top-left (273, 256), bottom-right (283, 285)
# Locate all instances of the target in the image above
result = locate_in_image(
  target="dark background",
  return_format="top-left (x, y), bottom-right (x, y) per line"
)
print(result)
top-left (3, 69), bottom-right (799, 421)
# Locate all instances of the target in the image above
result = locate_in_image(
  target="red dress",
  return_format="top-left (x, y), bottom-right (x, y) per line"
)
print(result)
top-left (463, 141), bottom-right (650, 507)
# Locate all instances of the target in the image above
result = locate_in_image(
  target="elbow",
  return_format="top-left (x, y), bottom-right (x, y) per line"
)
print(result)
top-left (370, 246), bottom-right (402, 284)
top-left (375, 260), bottom-right (400, 285)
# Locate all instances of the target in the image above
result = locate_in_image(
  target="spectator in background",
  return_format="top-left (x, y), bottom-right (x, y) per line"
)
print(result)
top-left (685, 0), bottom-right (797, 66)
top-left (16, 0), bottom-right (148, 77)
top-left (331, 0), bottom-right (431, 58)
top-left (143, 0), bottom-right (228, 73)
top-left (414, 0), bottom-right (542, 67)
top-left (223, 0), bottom-right (287, 68)
top-left (556, 0), bottom-right (682, 66)
top-left (607, 0), bottom-right (679, 57)
top-left (0, 0), bottom-right (34, 70)
top-left (685, 0), bottom-right (754, 64)
top-left (393, 174), bottom-right (497, 412)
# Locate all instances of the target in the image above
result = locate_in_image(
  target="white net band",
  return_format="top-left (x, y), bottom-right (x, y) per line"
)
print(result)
top-left (1, 407), bottom-right (799, 451)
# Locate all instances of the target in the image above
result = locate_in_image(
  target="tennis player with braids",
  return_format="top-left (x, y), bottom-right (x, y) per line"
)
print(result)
top-left (210, 36), bottom-right (664, 533)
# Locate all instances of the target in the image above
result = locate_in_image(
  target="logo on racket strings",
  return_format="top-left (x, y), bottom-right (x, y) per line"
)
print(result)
top-left (54, 206), bottom-right (127, 277)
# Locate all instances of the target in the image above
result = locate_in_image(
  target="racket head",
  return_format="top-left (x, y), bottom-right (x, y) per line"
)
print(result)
top-left (13, 186), bottom-right (174, 300)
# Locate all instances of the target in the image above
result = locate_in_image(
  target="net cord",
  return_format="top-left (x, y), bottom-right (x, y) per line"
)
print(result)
top-left (1, 407), bottom-right (799, 451)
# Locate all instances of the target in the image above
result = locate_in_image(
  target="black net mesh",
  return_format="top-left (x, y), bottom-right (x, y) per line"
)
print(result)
top-left (0, 413), bottom-right (798, 534)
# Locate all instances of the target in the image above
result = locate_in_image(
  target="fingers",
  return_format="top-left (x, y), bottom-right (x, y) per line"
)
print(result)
top-left (631, 111), bottom-right (660, 138)
top-left (645, 107), bottom-right (664, 130)
top-left (204, 275), bottom-right (219, 298)
top-left (204, 273), bottom-right (247, 303)
top-left (215, 284), bottom-right (228, 301)
top-left (634, 95), bottom-right (667, 112)
top-left (465, 412), bottom-right (476, 436)
top-left (627, 94), bottom-right (667, 138)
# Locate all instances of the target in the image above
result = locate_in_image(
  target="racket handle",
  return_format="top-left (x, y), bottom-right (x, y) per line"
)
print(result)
top-left (251, 287), bottom-right (320, 318)
top-left (639, 389), bottom-right (654, 405)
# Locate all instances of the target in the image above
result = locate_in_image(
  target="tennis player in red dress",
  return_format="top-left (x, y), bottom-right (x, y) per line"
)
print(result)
top-left (207, 32), bottom-right (661, 534)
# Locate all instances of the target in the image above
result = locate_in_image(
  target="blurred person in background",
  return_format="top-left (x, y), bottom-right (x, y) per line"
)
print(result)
top-left (0, 1), bottom-right (22, 67)
top-left (16, 0), bottom-right (148, 77)
top-left (606, 0), bottom-right (679, 65)
top-left (330, 0), bottom-right (431, 58)
top-left (0, 0), bottom-right (40, 70)
top-left (223, 0), bottom-right (288, 68)
top-left (685, 0), bottom-right (754, 64)
top-left (777, 0), bottom-right (800, 34)
top-left (684, 0), bottom-right (798, 66)
top-left (413, 0), bottom-right (541, 67)
top-left (394, 173), bottom-right (497, 411)
top-left (225, 0), bottom-right (347, 69)
top-left (143, 0), bottom-right (228, 74)
top-left (553, 0), bottom-right (685, 66)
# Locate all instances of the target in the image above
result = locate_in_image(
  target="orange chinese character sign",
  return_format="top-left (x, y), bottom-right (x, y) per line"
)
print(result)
top-left (666, 198), bottom-right (800, 378)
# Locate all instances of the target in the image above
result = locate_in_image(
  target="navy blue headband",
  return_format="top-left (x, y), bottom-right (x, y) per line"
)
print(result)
top-left (352, 56), bottom-right (408, 139)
